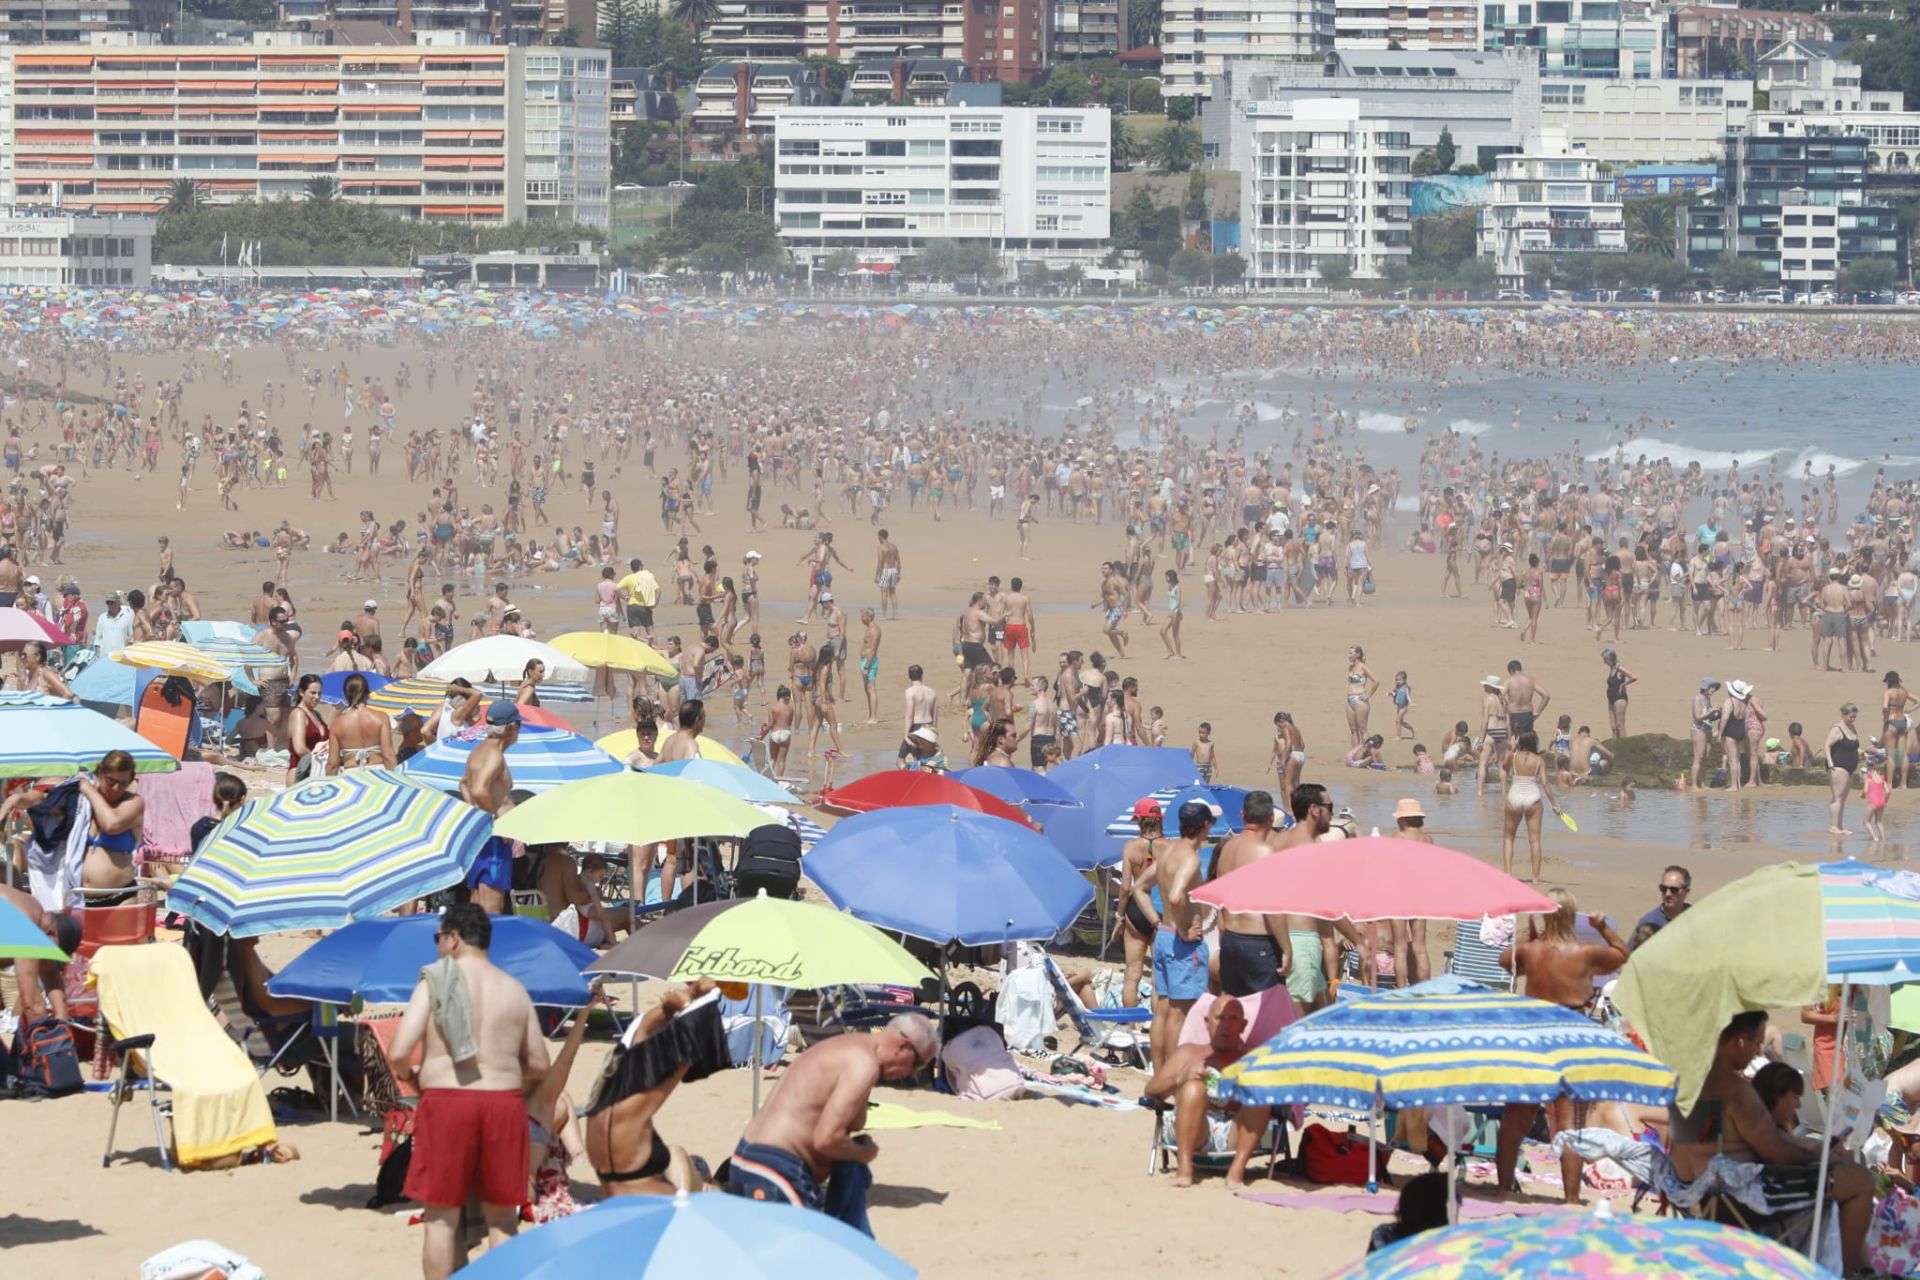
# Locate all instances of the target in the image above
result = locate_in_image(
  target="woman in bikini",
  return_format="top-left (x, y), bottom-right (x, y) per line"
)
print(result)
top-left (14, 640), bottom-right (75, 701)
top-left (329, 673), bottom-right (395, 773)
top-left (1343, 645), bottom-right (1378, 749)
top-left (1501, 731), bottom-right (1555, 884)
top-left (1113, 802), bottom-right (1163, 1013)
top-left (584, 978), bottom-right (727, 1197)
top-left (287, 673), bottom-right (330, 784)
top-left (516, 659), bottom-right (544, 707)
top-left (1519, 553), bottom-right (1545, 644)
top-left (1885, 671), bottom-right (1911, 789)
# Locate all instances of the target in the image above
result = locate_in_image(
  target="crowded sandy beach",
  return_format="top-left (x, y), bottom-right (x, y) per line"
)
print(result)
top-left (7, 291), bottom-right (1920, 1278)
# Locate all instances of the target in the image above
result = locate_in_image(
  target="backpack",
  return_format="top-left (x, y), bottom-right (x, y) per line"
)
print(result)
top-left (1300, 1123), bottom-right (1390, 1188)
top-left (15, 1016), bottom-right (83, 1098)
top-left (734, 824), bottom-right (803, 900)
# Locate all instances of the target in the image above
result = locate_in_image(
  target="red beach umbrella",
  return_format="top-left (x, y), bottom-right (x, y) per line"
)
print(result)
top-left (819, 770), bottom-right (1039, 830)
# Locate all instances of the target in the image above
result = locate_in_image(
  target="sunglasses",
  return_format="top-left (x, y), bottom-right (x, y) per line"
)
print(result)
top-left (1659, 885), bottom-right (1688, 895)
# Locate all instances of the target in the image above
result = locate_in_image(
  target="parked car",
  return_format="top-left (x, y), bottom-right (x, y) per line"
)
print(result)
top-left (1753, 289), bottom-right (1786, 304)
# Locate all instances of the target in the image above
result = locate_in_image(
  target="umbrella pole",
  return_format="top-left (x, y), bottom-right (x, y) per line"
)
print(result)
top-left (1809, 980), bottom-right (1850, 1262)
top-left (750, 983), bottom-right (765, 1116)
top-left (1366, 1104), bottom-right (1380, 1195)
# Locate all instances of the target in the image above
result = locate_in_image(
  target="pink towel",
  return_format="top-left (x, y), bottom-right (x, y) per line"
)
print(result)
top-left (1237, 1189), bottom-right (1569, 1219)
top-left (136, 762), bottom-right (215, 859)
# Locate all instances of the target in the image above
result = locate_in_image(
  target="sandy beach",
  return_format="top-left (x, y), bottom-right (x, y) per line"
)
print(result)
top-left (4, 318), bottom-right (1912, 1277)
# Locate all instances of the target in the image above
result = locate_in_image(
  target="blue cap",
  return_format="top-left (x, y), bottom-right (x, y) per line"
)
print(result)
top-left (486, 699), bottom-right (522, 726)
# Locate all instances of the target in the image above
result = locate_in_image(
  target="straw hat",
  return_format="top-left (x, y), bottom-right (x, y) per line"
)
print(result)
top-left (1728, 679), bottom-right (1754, 700)
top-left (1481, 675), bottom-right (1504, 691)
top-left (1394, 798), bottom-right (1426, 821)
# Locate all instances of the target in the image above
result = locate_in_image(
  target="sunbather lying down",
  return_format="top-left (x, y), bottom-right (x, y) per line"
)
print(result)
top-left (1141, 996), bottom-right (1272, 1189)
top-left (583, 979), bottom-right (729, 1197)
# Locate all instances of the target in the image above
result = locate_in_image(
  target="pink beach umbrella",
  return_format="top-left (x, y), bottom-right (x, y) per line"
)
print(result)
top-left (0, 609), bottom-right (68, 651)
top-left (1193, 835), bottom-right (1557, 922)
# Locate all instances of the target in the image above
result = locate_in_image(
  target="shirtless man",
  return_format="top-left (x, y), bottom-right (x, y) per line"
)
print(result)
top-left (0, 883), bottom-right (79, 1022)
top-left (1148, 801), bottom-right (1213, 1072)
top-left (659, 699), bottom-right (704, 763)
top-left (252, 606), bottom-right (299, 748)
top-left (1141, 995), bottom-right (1274, 1188)
top-left (1275, 783), bottom-right (1368, 1010)
top-left (1816, 567), bottom-right (1851, 672)
top-left (873, 529), bottom-right (902, 620)
top-left (896, 664), bottom-right (937, 764)
top-left (1002, 576), bottom-right (1036, 676)
top-left (1502, 659), bottom-right (1550, 745)
top-left (1211, 791), bottom-right (1291, 1000)
top-left (1025, 676), bottom-right (1058, 769)
top-left (857, 608), bottom-right (882, 724)
top-left (387, 903), bottom-right (549, 1280)
top-left (954, 592), bottom-right (993, 675)
top-left (459, 701), bottom-right (521, 914)
top-left (1495, 889), bottom-right (1629, 1199)
top-left (728, 1011), bottom-right (937, 1234)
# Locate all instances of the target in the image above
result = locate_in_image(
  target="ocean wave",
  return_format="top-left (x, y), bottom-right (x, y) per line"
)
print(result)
top-left (1446, 418), bottom-right (1494, 436)
top-left (1357, 412), bottom-right (1408, 433)
top-left (1789, 447), bottom-right (1920, 477)
top-left (1588, 440), bottom-right (1920, 475)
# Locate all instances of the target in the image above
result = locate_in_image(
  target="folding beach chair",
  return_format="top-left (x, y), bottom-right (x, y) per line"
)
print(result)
top-left (1043, 954), bottom-right (1150, 1070)
top-left (1444, 917), bottom-right (1516, 990)
top-left (1145, 1095), bottom-right (1291, 1180)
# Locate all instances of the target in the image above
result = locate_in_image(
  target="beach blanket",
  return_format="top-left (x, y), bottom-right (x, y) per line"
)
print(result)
top-left (1017, 1080), bottom-right (1141, 1111)
top-left (864, 1101), bottom-right (1002, 1131)
top-left (1238, 1189), bottom-right (1569, 1219)
top-left (134, 762), bottom-right (215, 861)
top-left (90, 942), bottom-right (277, 1168)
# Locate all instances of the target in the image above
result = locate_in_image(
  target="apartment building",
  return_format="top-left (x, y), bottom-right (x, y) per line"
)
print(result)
top-left (1481, 0), bottom-right (1664, 80)
top-left (1667, 6), bottom-right (1828, 79)
top-left (688, 60), bottom-right (834, 137)
top-left (1242, 96), bottom-right (1411, 287)
top-left (1333, 0), bottom-right (1479, 51)
top-left (0, 208), bottom-right (154, 286)
top-left (1162, 0), bottom-right (1335, 98)
top-left (771, 105), bottom-right (1110, 267)
top-left (274, 0), bottom-right (591, 41)
top-left (702, 0), bottom-right (1051, 81)
top-left (842, 57), bottom-right (979, 106)
top-left (0, 40), bottom-right (610, 228)
top-left (0, 0), bottom-right (169, 45)
top-left (1538, 76), bottom-right (1749, 164)
top-left (1054, 0), bottom-right (1129, 59)
top-left (1477, 128), bottom-right (1623, 286)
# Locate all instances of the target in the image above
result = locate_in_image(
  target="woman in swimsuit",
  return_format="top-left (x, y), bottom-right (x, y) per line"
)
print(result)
top-left (1884, 671), bottom-right (1911, 789)
top-left (329, 673), bottom-right (395, 773)
top-left (584, 977), bottom-right (724, 1196)
top-left (1826, 703), bottom-right (1862, 835)
top-left (287, 673), bottom-right (330, 784)
top-left (1519, 553), bottom-right (1545, 644)
top-left (1113, 803), bottom-right (1163, 1013)
top-left (1601, 648), bottom-right (1636, 740)
top-left (78, 749), bottom-right (146, 906)
top-left (15, 640), bottom-right (75, 702)
top-left (1344, 645), bottom-right (1378, 749)
top-left (1501, 731), bottom-right (1555, 883)
top-left (1689, 678), bottom-right (1723, 791)
top-left (517, 659), bottom-right (545, 707)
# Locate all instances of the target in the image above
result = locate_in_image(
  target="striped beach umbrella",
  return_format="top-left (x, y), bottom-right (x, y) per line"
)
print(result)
top-left (401, 725), bottom-right (622, 794)
top-left (1100, 784), bottom-right (1257, 839)
top-left (365, 675), bottom-right (460, 716)
top-left (0, 699), bottom-right (178, 776)
top-left (166, 768), bottom-right (492, 936)
top-left (111, 641), bottom-right (233, 683)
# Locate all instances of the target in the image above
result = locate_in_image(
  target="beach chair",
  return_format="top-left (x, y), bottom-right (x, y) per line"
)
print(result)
top-left (357, 1013), bottom-right (421, 1166)
top-left (1146, 1095), bottom-right (1291, 1180)
top-left (1444, 917), bottom-right (1516, 990)
top-left (91, 943), bottom-right (277, 1171)
top-left (1042, 955), bottom-right (1151, 1070)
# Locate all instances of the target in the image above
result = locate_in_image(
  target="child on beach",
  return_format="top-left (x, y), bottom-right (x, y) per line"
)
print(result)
top-left (1434, 767), bottom-right (1458, 796)
top-left (1391, 671), bottom-right (1415, 739)
top-left (1867, 768), bottom-right (1889, 842)
top-left (1148, 706), bottom-right (1168, 747)
top-left (1412, 743), bottom-right (1436, 775)
top-left (1192, 722), bottom-right (1216, 782)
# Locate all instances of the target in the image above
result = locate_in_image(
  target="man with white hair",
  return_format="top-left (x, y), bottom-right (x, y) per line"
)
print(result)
top-left (727, 1011), bottom-right (936, 1235)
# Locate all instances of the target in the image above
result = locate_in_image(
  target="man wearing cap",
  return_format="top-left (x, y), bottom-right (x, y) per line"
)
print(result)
top-left (56, 583), bottom-right (87, 650)
top-left (460, 701), bottom-right (522, 914)
top-left (91, 590), bottom-right (134, 656)
top-left (616, 557), bottom-right (659, 641)
top-left (355, 599), bottom-right (382, 645)
top-left (1148, 800), bottom-right (1214, 1071)
top-left (1211, 791), bottom-right (1291, 1000)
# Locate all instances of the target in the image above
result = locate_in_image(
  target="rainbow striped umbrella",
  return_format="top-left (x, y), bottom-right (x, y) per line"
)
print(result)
top-left (111, 641), bottom-right (232, 683)
top-left (165, 769), bottom-right (492, 936)
top-left (401, 725), bottom-right (622, 794)
top-left (367, 675), bottom-right (593, 715)
top-left (1333, 1214), bottom-right (1832, 1280)
top-left (0, 698), bottom-right (178, 776)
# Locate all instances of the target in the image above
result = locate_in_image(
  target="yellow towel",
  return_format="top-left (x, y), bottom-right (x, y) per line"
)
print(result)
top-left (864, 1101), bottom-right (1002, 1132)
top-left (89, 943), bottom-right (278, 1168)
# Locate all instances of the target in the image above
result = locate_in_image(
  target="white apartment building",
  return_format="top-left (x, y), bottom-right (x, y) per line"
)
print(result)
top-left (0, 208), bottom-right (154, 286)
top-left (1477, 128), bottom-right (1623, 286)
top-left (1539, 76), bottom-right (1751, 164)
top-left (0, 39), bottom-right (610, 228)
top-left (1243, 97), bottom-right (1412, 288)
top-left (772, 106), bottom-right (1110, 268)
top-left (1162, 0), bottom-right (1335, 98)
top-left (1333, 0), bottom-right (1480, 51)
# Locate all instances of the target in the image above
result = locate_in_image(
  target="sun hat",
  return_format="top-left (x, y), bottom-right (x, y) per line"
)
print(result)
top-left (1394, 798), bottom-right (1426, 820)
top-left (1728, 679), bottom-right (1754, 700)
top-left (1481, 675), bottom-right (1504, 690)
top-left (364, 599), bottom-right (378, 610)
top-left (910, 726), bottom-right (938, 745)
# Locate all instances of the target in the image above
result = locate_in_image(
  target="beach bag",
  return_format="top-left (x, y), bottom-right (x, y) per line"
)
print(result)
top-left (1871, 1186), bottom-right (1920, 1277)
top-left (15, 1015), bottom-right (83, 1098)
top-left (1300, 1123), bottom-right (1388, 1188)
top-left (941, 1025), bottom-right (1023, 1101)
top-left (1362, 573), bottom-right (1376, 595)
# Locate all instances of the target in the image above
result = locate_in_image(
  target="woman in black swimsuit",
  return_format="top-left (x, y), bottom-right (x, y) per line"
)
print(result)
top-left (1826, 702), bottom-right (1862, 835)
top-left (1114, 802), bottom-right (1163, 1015)
top-left (1601, 649), bottom-right (1636, 740)
top-left (584, 979), bottom-right (729, 1196)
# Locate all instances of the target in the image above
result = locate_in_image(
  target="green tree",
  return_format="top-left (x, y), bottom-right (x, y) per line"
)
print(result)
top-left (1434, 127), bottom-right (1457, 174)
top-left (1110, 116), bottom-right (1143, 168)
top-left (1839, 256), bottom-right (1900, 297)
top-left (1044, 68), bottom-right (1095, 107)
top-left (1623, 196), bottom-right (1683, 258)
top-left (1148, 123), bottom-right (1203, 173)
top-left (1709, 253), bottom-right (1768, 296)
top-left (303, 175), bottom-right (339, 202)
top-left (1410, 149), bottom-right (1441, 177)
top-left (1317, 257), bottom-right (1354, 288)
top-left (1164, 94), bottom-right (1197, 123)
top-left (600, 0), bottom-right (644, 59)
top-left (1167, 247), bottom-right (1214, 285)
top-left (1522, 254), bottom-right (1554, 287)
top-left (819, 249), bottom-right (857, 277)
top-left (670, 0), bottom-right (721, 65)
top-left (164, 178), bottom-right (205, 216)
top-left (1182, 172), bottom-right (1209, 222)
top-left (551, 25), bottom-right (582, 45)
top-left (1410, 207), bottom-right (1477, 273)
top-left (1130, 0), bottom-right (1161, 47)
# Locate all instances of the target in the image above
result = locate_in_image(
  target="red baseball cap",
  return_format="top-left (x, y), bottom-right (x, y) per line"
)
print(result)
top-left (1132, 797), bottom-right (1163, 821)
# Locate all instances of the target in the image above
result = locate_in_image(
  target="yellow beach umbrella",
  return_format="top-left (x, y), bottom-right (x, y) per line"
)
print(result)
top-left (594, 729), bottom-right (750, 765)
top-left (112, 641), bottom-right (231, 683)
top-left (492, 770), bottom-right (771, 847)
top-left (549, 631), bottom-right (676, 677)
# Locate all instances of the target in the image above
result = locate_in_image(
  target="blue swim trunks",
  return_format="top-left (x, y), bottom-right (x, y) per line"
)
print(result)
top-left (467, 835), bottom-right (514, 894)
top-left (728, 1139), bottom-right (872, 1235)
top-left (1152, 929), bottom-right (1209, 1001)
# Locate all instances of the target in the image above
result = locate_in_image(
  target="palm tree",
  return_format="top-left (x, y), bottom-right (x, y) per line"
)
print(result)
top-left (1624, 198), bottom-right (1678, 258)
top-left (1148, 123), bottom-right (1203, 174)
top-left (670, 0), bottom-right (721, 66)
top-left (1111, 116), bottom-right (1143, 168)
top-left (304, 175), bottom-right (340, 202)
top-left (163, 178), bottom-right (205, 216)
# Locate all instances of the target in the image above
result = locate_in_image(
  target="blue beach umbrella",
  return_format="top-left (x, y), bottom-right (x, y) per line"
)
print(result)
top-left (269, 916), bottom-right (594, 1007)
top-left (805, 805), bottom-right (1093, 946)
top-left (401, 725), bottom-right (622, 794)
top-left (0, 698), bottom-right (178, 776)
top-left (1101, 785), bottom-right (1263, 839)
top-left (457, 1192), bottom-right (914, 1280)
top-left (1041, 745), bottom-right (1201, 869)
top-left (646, 757), bottom-right (802, 805)
top-left (947, 765), bottom-right (1083, 809)
top-left (318, 670), bottom-right (393, 705)
top-left (0, 895), bottom-right (69, 962)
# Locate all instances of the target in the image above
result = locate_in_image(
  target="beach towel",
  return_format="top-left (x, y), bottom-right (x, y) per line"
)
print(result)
top-left (420, 957), bottom-right (476, 1065)
top-left (90, 943), bottom-right (278, 1168)
top-left (997, 963), bottom-right (1051, 1054)
top-left (134, 763), bottom-right (215, 861)
top-left (141, 1239), bottom-right (267, 1280)
top-left (27, 792), bottom-right (90, 912)
top-left (864, 1101), bottom-right (1003, 1131)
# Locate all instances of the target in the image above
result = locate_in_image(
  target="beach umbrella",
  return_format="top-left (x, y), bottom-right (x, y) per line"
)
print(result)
top-left (1101, 784), bottom-right (1252, 839)
top-left (317, 670), bottom-right (392, 704)
top-left (1330, 1213), bottom-right (1831, 1280)
top-left (0, 608), bottom-right (66, 649)
top-left (492, 769), bottom-right (771, 848)
top-left (365, 675), bottom-right (461, 716)
top-left (111, 641), bottom-right (231, 683)
top-left (456, 1192), bottom-right (914, 1280)
top-left (166, 769), bottom-right (492, 936)
top-left (270, 915), bottom-right (594, 1007)
top-left (0, 699), bottom-right (178, 776)
top-left (818, 770), bottom-right (1038, 830)
top-left (548, 631), bottom-right (677, 677)
top-left (805, 805), bottom-right (1093, 946)
top-left (401, 725), bottom-right (621, 795)
top-left (1041, 745), bottom-right (1203, 869)
top-left (419, 634), bottom-right (591, 687)
top-left (645, 757), bottom-right (802, 805)
top-left (947, 765), bottom-right (1083, 809)
top-left (0, 896), bottom-right (69, 963)
top-left (1193, 835), bottom-right (1557, 922)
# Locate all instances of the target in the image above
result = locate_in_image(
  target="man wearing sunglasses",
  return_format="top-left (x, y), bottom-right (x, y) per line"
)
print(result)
top-left (728, 1010), bottom-right (937, 1236)
top-left (1632, 865), bottom-right (1691, 948)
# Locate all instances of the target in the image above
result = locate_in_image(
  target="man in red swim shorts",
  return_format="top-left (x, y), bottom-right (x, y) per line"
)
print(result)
top-left (388, 904), bottom-right (549, 1279)
top-left (1001, 576), bottom-right (1036, 676)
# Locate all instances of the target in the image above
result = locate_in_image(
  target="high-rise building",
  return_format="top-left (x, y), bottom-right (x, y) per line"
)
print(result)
top-left (1666, 6), bottom-right (1829, 79)
top-left (0, 0), bottom-right (170, 44)
top-left (1332, 0), bottom-right (1479, 52)
top-left (1242, 96), bottom-right (1411, 287)
top-left (1054, 0), bottom-right (1131, 60)
top-left (701, 0), bottom-right (1051, 81)
top-left (1481, 0), bottom-right (1664, 80)
top-left (0, 39), bottom-right (611, 228)
top-left (1162, 0), bottom-right (1335, 98)
top-left (1476, 128), bottom-right (1623, 287)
